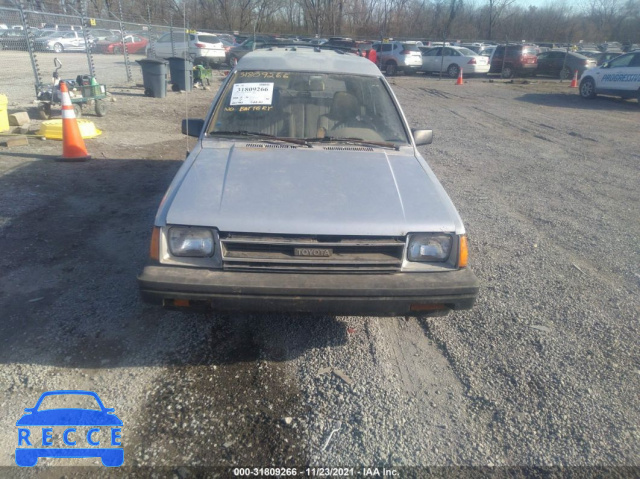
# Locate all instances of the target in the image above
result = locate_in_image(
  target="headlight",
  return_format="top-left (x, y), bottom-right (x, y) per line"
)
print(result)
top-left (407, 233), bottom-right (452, 262)
top-left (168, 227), bottom-right (214, 257)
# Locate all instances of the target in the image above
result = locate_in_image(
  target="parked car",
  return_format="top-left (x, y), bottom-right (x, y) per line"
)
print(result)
top-left (138, 46), bottom-right (479, 315)
top-left (227, 35), bottom-right (277, 66)
top-left (535, 50), bottom-right (596, 79)
top-left (579, 50), bottom-right (640, 103)
top-left (372, 40), bottom-right (423, 75)
top-left (323, 37), bottom-right (371, 55)
top-left (576, 50), bottom-right (623, 66)
top-left (480, 46), bottom-right (496, 58)
top-left (0, 29), bottom-right (28, 50)
top-left (420, 46), bottom-right (490, 77)
top-left (213, 33), bottom-right (235, 45)
top-left (154, 31), bottom-right (226, 66)
top-left (489, 43), bottom-right (538, 78)
top-left (88, 28), bottom-right (121, 42)
top-left (219, 38), bottom-right (238, 64)
top-left (41, 23), bottom-right (82, 32)
top-left (309, 37), bottom-right (327, 45)
top-left (33, 29), bottom-right (58, 39)
top-left (34, 31), bottom-right (90, 53)
top-left (95, 34), bottom-right (148, 54)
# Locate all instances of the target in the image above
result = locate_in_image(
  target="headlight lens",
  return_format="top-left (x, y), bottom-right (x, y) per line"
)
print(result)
top-left (168, 227), bottom-right (214, 257)
top-left (407, 234), bottom-right (452, 262)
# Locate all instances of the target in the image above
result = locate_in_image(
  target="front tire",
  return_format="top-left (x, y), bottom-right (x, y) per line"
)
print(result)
top-left (579, 77), bottom-right (597, 99)
top-left (53, 43), bottom-right (63, 53)
top-left (447, 63), bottom-right (460, 78)
top-left (385, 62), bottom-right (397, 76)
top-left (73, 103), bottom-right (82, 118)
top-left (95, 99), bottom-right (107, 116)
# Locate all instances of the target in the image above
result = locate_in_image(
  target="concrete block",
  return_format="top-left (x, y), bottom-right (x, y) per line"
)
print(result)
top-left (1, 136), bottom-right (29, 147)
top-left (9, 112), bottom-right (30, 127)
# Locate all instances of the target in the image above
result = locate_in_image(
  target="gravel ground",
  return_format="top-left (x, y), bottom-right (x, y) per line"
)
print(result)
top-left (0, 54), bottom-right (638, 476)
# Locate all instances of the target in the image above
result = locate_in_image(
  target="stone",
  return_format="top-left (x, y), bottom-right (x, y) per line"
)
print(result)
top-left (0, 137), bottom-right (28, 147)
top-left (9, 112), bottom-right (30, 126)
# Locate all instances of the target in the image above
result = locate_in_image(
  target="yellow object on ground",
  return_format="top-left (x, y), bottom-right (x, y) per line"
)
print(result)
top-left (37, 119), bottom-right (102, 140)
top-left (0, 95), bottom-right (9, 132)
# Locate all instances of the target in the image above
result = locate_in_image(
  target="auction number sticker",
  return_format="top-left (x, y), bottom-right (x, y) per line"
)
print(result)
top-left (230, 83), bottom-right (274, 106)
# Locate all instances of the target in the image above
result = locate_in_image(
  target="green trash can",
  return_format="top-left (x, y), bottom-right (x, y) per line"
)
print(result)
top-left (136, 59), bottom-right (168, 98)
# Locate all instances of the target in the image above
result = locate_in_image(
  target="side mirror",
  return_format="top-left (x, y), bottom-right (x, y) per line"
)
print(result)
top-left (412, 129), bottom-right (433, 146)
top-left (601, 62), bottom-right (609, 68)
top-left (181, 118), bottom-right (204, 138)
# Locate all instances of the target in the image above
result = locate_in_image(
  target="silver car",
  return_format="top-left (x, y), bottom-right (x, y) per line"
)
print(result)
top-left (35, 31), bottom-right (89, 53)
top-left (138, 47), bottom-right (479, 316)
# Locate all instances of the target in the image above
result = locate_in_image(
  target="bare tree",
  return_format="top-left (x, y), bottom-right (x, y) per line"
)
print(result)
top-left (486, 0), bottom-right (515, 39)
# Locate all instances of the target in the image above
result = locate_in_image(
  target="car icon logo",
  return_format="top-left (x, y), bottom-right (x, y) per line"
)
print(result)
top-left (15, 390), bottom-right (123, 467)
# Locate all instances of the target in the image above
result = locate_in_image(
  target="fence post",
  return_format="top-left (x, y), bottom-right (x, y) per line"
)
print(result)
top-left (117, 0), bottom-right (132, 82)
top-left (146, 4), bottom-right (156, 59)
top-left (79, 0), bottom-right (96, 78)
top-left (170, 14), bottom-right (176, 57)
top-left (18, 0), bottom-right (43, 98)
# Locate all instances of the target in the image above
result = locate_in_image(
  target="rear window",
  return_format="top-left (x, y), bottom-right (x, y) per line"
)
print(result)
top-left (522, 47), bottom-right (537, 55)
top-left (458, 47), bottom-right (476, 56)
top-left (196, 35), bottom-right (220, 44)
top-left (401, 43), bottom-right (420, 51)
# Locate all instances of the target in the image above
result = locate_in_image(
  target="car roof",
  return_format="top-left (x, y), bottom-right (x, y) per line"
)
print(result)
top-left (237, 47), bottom-right (382, 76)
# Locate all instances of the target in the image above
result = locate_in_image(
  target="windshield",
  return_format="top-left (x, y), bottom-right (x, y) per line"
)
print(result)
top-left (208, 71), bottom-right (410, 144)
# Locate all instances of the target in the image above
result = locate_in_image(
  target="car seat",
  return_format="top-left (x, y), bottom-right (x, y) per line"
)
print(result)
top-left (317, 91), bottom-right (361, 136)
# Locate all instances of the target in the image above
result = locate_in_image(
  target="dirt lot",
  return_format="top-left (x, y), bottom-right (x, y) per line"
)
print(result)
top-left (0, 59), bottom-right (639, 477)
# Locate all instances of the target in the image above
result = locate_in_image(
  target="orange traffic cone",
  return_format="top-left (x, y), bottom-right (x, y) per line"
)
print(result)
top-left (569, 70), bottom-right (578, 88)
top-left (58, 81), bottom-right (90, 162)
top-left (456, 68), bottom-right (464, 85)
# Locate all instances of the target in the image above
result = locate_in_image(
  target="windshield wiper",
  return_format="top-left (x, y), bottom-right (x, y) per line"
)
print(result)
top-left (209, 130), bottom-right (312, 147)
top-left (304, 136), bottom-right (400, 150)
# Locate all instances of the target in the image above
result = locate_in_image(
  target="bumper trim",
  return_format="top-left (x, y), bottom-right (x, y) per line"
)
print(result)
top-left (138, 265), bottom-right (479, 315)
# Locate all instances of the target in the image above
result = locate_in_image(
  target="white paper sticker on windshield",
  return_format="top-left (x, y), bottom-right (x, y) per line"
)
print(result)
top-left (230, 83), bottom-right (274, 105)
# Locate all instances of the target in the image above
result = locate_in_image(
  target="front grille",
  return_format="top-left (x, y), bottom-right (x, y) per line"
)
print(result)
top-left (220, 233), bottom-right (405, 273)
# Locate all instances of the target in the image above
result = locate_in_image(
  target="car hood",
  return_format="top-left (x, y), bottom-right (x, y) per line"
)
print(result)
top-left (16, 409), bottom-right (123, 426)
top-left (163, 142), bottom-right (461, 236)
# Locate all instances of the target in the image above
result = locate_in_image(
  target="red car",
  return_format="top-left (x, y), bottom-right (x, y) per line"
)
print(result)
top-left (95, 34), bottom-right (148, 54)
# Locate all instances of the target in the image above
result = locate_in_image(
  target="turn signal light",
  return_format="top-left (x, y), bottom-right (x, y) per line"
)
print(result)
top-left (458, 235), bottom-right (468, 268)
top-left (150, 227), bottom-right (160, 261)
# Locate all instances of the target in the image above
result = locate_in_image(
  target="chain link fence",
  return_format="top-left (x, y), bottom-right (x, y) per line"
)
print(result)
top-left (0, 4), bottom-right (192, 108)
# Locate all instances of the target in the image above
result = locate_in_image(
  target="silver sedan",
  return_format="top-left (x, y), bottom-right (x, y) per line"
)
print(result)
top-left (138, 47), bottom-right (479, 316)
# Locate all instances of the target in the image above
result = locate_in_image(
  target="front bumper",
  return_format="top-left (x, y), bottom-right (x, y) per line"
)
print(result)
top-left (138, 265), bottom-right (479, 315)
